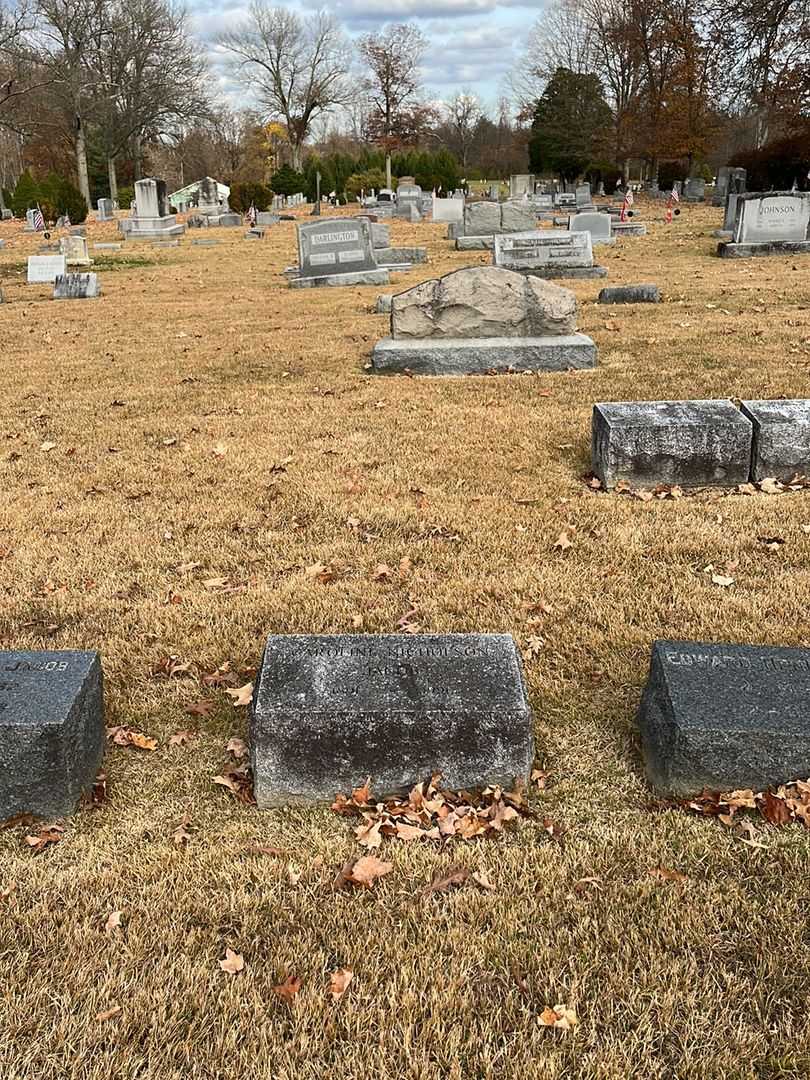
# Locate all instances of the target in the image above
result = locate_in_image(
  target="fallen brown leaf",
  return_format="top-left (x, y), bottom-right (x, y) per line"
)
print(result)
top-left (329, 967), bottom-right (353, 1002)
top-left (219, 948), bottom-right (244, 975)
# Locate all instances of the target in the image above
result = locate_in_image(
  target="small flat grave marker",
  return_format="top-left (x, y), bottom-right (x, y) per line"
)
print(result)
top-left (0, 650), bottom-right (105, 818)
top-left (250, 633), bottom-right (534, 805)
top-left (53, 273), bottom-right (100, 300)
top-left (639, 640), bottom-right (810, 795)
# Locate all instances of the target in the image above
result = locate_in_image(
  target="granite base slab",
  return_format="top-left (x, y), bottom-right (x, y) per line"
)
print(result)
top-left (372, 334), bottom-right (597, 375)
top-left (456, 236), bottom-right (495, 250)
top-left (717, 240), bottom-right (810, 258)
top-left (289, 268), bottom-right (390, 289)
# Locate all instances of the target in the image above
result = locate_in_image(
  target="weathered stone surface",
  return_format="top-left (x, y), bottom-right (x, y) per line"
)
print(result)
top-left (464, 201), bottom-right (501, 235)
top-left (93, 242), bottom-right (121, 251)
top-left (592, 400), bottom-right (752, 489)
top-left (391, 267), bottom-right (577, 340)
top-left (375, 294), bottom-right (393, 314)
top-left (639, 639), bottom-right (810, 796)
top-left (53, 273), bottom-right (100, 299)
top-left (27, 255), bottom-right (67, 284)
top-left (192, 238), bottom-right (219, 246)
top-left (371, 335), bottom-right (597, 375)
top-left (598, 284), bottom-right (660, 304)
top-left (456, 235), bottom-right (496, 250)
top-left (0, 650), bottom-right (105, 818)
top-left (500, 202), bottom-right (537, 233)
top-left (375, 246), bottom-right (427, 265)
top-left (741, 399), bottom-right (810, 482)
top-left (250, 634), bottom-right (534, 806)
top-left (217, 213), bottom-right (242, 227)
top-left (289, 268), bottom-right (390, 289)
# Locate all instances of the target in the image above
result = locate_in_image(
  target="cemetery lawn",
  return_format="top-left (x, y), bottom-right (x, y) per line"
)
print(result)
top-left (3, 206), bottom-right (810, 1079)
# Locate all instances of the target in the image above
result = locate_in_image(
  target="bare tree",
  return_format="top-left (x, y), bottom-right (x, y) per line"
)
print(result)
top-left (357, 23), bottom-right (428, 187)
top-left (86, 0), bottom-right (208, 197)
top-left (219, 5), bottom-right (351, 171)
top-left (444, 90), bottom-right (482, 169)
top-left (512, 0), bottom-right (597, 116)
top-left (0, 0), bottom-right (46, 134)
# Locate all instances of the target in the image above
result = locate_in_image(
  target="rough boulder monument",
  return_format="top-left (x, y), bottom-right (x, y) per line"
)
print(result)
top-left (371, 266), bottom-right (597, 375)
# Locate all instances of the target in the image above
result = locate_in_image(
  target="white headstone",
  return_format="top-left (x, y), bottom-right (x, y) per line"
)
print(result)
top-left (432, 196), bottom-right (464, 223)
top-left (734, 192), bottom-right (810, 244)
top-left (27, 255), bottom-right (68, 284)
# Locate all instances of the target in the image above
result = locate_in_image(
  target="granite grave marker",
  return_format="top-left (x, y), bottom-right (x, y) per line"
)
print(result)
top-left (0, 650), bottom-right (105, 818)
top-left (250, 633), bottom-right (534, 805)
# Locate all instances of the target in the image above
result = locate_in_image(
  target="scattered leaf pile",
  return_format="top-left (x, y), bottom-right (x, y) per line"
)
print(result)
top-left (671, 780), bottom-right (810, 835)
top-left (332, 775), bottom-right (533, 846)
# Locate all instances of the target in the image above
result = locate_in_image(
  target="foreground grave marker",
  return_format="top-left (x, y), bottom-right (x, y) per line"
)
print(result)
top-left (372, 266), bottom-right (597, 374)
top-left (639, 640), bottom-right (810, 796)
top-left (0, 650), bottom-right (105, 818)
top-left (250, 634), bottom-right (534, 806)
top-left (290, 219), bottom-right (389, 288)
top-left (592, 400), bottom-right (752, 488)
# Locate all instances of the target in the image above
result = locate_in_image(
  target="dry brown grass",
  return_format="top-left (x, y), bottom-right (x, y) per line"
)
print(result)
top-left (1, 203), bottom-right (810, 1079)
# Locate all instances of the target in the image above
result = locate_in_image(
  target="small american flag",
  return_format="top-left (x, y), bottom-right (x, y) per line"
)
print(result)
top-left (246, 204), bottom-right (257, 226)
top-left (670, 186), bottom-right (680, 202)
top-left (620, 188), bottom-right (634, 222)
top-left (33, 206), bottom-right (45, 231)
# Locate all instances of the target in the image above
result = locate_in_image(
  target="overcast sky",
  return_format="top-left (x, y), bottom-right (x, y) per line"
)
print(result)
top-left (190, 0), bottom-right (545, 117)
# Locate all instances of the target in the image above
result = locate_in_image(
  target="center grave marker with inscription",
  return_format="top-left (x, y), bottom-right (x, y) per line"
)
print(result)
top-left (289, 218), bottom-right (389, 289)
top-left (0, 650), bottom-right (105, 818)
top-left (250, 633), bottom-right (534, 806)
top-left (639, 640), bottom-right (810, 795)
top-left (493, 230), bottom-right (607, 279)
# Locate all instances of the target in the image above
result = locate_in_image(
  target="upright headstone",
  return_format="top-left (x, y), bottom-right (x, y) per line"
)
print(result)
top-left (59, 235), bottom-right (92, 267)
top-left (493, 231), bottom-right (606, 279)
top-left (96, 198), bottom-right (114, 221)
top-left (591, 400), bottom-right (752, 489)
top-left (509, 174), bottom-right (535, 198)
top-left (713, 166), bottom-right (746, 206)
top-left (718, 192), bottom-right (810, 258)
top-left (575, 183), bottom-right (592, 208)
top-left (0, 650), bottom-right (105, 818)
top-left (250, 634), bottom-right (534, 805)
top-left (433, 196), bottom-right (464, 223)
top-left (684, 177), bottom-right (705, 202)
top-left (1, 208), bottom-right (11, 220)
top-left (371, 266), bottom-right (597, 375)
top-left (27, 255), bottom-right (67, 284)
top-left (122, 178), bottom-right (185, 239)
top-left (24, 209), bottom-right (37, 232)
top-left (291, 218), bottom-right (389, 289)
top-left (568, 211), bottom-right (613, 245)
top-left (396, 179), bottom-right (422, 219)
top-left (456, 201), bottom-right (536, 249)
top-left (638, 640), bottom-right (810, 796)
